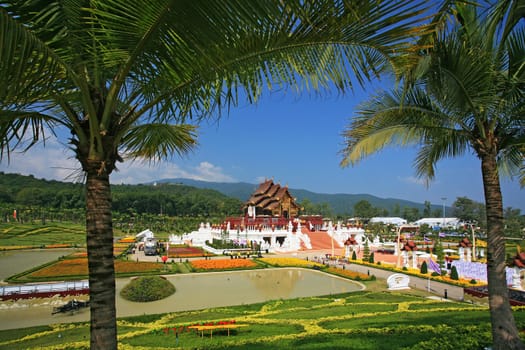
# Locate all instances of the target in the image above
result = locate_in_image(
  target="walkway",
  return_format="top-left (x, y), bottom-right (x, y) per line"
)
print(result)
top-left (278, 251), bottom-right (465, 301)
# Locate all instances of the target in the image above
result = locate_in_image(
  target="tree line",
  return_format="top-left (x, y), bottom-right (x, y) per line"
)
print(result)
top-left (0, 172), bottom-right (242, 226)
top-left (2, 172), bottom-right (522, 237)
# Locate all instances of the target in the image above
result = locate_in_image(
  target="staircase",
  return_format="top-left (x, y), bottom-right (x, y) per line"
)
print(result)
top-left (301, 228), bottom-right (342, 251)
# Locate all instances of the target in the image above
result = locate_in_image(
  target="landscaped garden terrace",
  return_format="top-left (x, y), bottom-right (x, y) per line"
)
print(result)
top-left (2, 289), bottom-right (524, 349)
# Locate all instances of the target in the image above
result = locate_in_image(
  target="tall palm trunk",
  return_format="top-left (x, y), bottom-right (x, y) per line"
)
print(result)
top-left (85, 165), bottom-right (117, 350)
top-left (481, 153), bottom-right (524, 350)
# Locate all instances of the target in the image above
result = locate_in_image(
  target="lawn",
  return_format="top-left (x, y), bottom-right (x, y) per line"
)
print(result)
top-left (1, 223), bottom-right (524, 349)
top-left (1, 290), bottom-right (522, 349)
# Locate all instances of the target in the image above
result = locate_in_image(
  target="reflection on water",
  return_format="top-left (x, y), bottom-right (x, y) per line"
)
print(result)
top-left (247, 269), bottom-right (304, 299)
top-left (0, 249), bottom-right (80, 281)
top-left (0, 252), bottom-right (364, 330)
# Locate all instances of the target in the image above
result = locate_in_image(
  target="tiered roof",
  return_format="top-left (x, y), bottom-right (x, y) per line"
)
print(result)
top-left (244, 179), bottom-right (300, 218)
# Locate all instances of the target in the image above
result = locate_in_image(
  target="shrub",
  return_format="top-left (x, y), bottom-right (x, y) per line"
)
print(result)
top-left (431, 272), bottom-right (439, 277)
top-left (470, 279), bottom-right (477, 284)
top-left (351, 251), bottom-right (357, 260)
top-left (450, 266), bottom-right (459, 280)
top-left (420, 261), bottom-right (428, 274)
top-left (369, 252), bottom-right (374, 264)
top-left (120, 276), bottom-right (176, 302)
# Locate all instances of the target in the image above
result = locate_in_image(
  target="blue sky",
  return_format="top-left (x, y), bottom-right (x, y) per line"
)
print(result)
top-left (0, 86), bottom-right (523, 212)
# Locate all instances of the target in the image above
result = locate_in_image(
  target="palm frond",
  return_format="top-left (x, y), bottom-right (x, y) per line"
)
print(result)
top-left (120, 0), bottom-right (436, 123)
top-left (0, 6), bottom-right (66, 105)
top-left (0, 109), bottom-right (58, 161)
top-left (121, 123), bottom-right (198, 162)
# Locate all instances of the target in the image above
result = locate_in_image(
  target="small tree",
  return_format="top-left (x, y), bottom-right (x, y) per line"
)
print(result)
top-left (420, 261), bottom-right (428, 274)
top-left (450, 266), bottom-right (459, 281)
top-left (369, 251), bottom-right (375, 264)
top-left (351, 251), bottom-right (357, 261)
top-left (362, 241), bottom-right (370, 262)
top-left (433, 240), bottom-right (445, 269)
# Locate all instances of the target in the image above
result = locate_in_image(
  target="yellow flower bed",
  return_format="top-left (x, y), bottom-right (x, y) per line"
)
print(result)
top-left (324, 267), bottom-right (374, 281)
top-left (0, 245), bottom-right (36, 250)
top-left (257, 257), bottom-right (324, 268)
top-left (118, 236), bottom-right (136, 243)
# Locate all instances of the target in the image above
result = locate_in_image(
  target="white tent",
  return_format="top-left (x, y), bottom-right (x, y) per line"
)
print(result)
top-left (136, 229), bottom-right (154, 240)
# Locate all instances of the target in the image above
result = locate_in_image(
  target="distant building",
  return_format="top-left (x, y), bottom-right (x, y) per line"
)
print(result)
top-left (244, 179), bottom-right (300, 219)
top-left (369, 217), bottom-right (407, 226)
top-left (413, 217), bottom-right (463, 229)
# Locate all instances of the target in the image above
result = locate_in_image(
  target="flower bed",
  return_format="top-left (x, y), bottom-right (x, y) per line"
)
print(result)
top-left (44, 243), bottom-right (74, 249)
top-left (324, 267), bottom-right (375, 281)
top-left (257, 257), bottom-right (324, 269)
top-left (168, 245), bottom-right (207, 258)
top-left (114, 243), bottom-right (132, 256)
top-left (27, 257), bottom-right (163, 278)
top-left (190, 258), bottom-right (257, 271)
top-left (0, 245), bottom-right (37, 251)
top-left (349, 259), bottom-right (475, 288)
top-left (118, 236), bottom-right (136, 243)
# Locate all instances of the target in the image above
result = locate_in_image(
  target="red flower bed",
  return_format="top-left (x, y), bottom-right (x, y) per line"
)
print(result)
top-left (168, 245), bottom-right (206, 258)
top-left (29, 257), bottom-right (163, 278)
top-left (190, 258), bottom-right (256, 270)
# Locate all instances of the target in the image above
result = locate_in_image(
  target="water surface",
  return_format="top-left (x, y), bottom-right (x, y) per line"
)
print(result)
top-left (0, 268), bottom-right (363, 330)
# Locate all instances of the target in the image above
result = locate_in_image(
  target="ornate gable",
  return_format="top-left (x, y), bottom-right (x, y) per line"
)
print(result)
top-left (244, 179), bottom-right (300, 218)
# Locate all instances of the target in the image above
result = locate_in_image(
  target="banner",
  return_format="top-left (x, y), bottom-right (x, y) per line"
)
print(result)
top-left (428, 258), bottom-right (441, 274)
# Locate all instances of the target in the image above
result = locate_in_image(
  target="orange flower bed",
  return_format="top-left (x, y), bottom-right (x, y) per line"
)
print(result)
top-left (30, 258), bottom-right (88, 277)
top-left (44, 243), bottom-right (73, 249)
top-left (190, 258), bottom-right (257, 270)
top-left (28, 257), bottom-right (163, 278)
top-left (325, 267), bottom-right (374, 281)
top-left (70, 251), bottom-right (87, 257)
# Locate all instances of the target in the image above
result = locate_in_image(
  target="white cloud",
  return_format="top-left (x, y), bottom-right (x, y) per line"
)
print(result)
top-left (0, 142), bottom-right (236, 185)
top-left (105, 161), bottom-right (236, 184)
top-left (0, 140), bottom-right (80, 182)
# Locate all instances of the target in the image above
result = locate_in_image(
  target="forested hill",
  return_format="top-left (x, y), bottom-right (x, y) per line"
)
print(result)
top-left (0, 172), bottom-right (243, 217)
top-left (154, 178), bottom-right (441, 215)
top-left (0, 172), bottom-right (441, 218)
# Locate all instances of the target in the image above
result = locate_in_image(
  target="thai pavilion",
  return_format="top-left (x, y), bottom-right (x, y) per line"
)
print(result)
top-left (169, 179), bottom-right (366, 254)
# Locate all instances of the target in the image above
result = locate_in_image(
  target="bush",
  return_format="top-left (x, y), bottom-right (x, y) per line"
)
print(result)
top-left (431, 272), bottom-right (439, 277)
top-left (351, 251), bottom-right (357, 260)
top-left (120, 276), bottom-right (176, 302)
top-left (369, 252), bottom-right (374, 264)
top-left (450, 266), bottom-right (459, 280)
top-left (420, 261), bottom-right (428, 274)
top-left (470, 279), bottom-right (477, 284)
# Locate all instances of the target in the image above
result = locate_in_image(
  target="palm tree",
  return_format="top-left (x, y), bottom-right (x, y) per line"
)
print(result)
top-left (340, 2), bottom-right (525, 349)
top-left (0, 1), bottom-right (436, 348)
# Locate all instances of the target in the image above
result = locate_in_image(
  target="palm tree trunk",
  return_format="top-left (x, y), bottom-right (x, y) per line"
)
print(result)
top-left (481, 154), bottom-right (524, 350)
top-left (86, 168), bottom-right (117, 350)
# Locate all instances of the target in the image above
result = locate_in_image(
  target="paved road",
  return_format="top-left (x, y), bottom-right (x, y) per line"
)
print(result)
top-left (342, 262), bottom-right (465, 300)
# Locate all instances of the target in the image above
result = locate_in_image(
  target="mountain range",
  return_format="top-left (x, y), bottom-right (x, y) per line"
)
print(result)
top-left (153, 178), bottom-right (445, 215)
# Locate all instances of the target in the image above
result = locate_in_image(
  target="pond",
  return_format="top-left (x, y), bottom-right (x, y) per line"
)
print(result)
top-left (0, 252), bottom-right (364, 330)
top-left (0, 249), bottom-right (79, 281)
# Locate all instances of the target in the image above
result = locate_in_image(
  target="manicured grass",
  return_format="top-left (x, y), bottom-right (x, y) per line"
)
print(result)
top-left (0, 222), bottom-right (86, 248)
top-left (2, 291), bottom-right (524, 349)
top-left (0, 222), bottom-right (131, 249)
